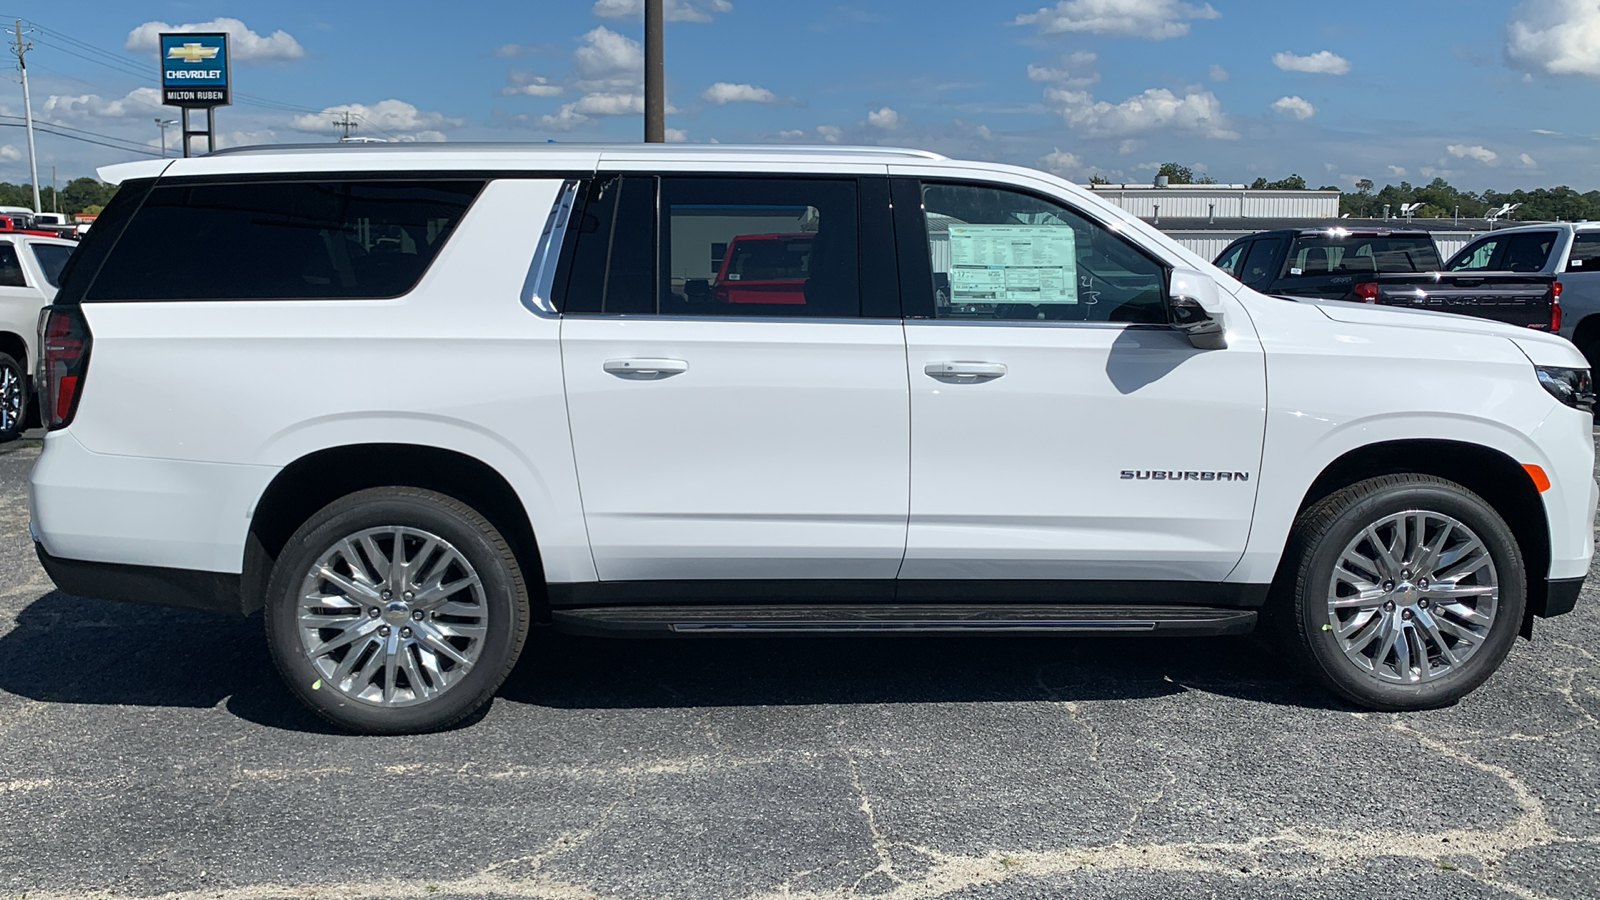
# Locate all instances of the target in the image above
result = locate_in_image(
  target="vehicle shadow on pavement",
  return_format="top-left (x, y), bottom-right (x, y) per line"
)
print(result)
top-left (0, 591), bottom-right (1352, 734)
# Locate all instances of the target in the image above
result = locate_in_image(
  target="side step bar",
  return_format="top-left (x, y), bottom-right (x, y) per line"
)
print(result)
top-left (551, 604), bottom-right (1257, 638)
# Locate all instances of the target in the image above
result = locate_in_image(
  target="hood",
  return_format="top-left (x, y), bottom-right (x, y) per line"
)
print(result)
top-left (1301, 296), bottom-right (1587, 368)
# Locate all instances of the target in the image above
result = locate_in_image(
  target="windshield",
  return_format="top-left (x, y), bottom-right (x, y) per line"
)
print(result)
top-left (1284, 235), bottom-right (1441, 276)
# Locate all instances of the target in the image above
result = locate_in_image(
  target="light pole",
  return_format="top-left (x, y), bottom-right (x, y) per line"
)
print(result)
top-left (644, 0), bottom-right (664, 142)
top-left (155, 118), bottom-right (176, 158)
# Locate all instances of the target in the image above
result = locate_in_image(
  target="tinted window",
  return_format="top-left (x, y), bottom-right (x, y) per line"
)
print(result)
top-left (86, 180), bottom-right (483, 301)
top-left (921, 183), bottom-right (1165, 323)
top-left (1285, 234), bottom-right (1441, 275)
top-left (0, 245), bottom-right (23, 287)
top-left (1566, 233), bottom-right (1600, 272)
top-left (1449, 230), bottom-right (1558, 273)
top-left (560, 175), bottom-right (655, 315)
top-left (1214, 242), bottom-right (1247, 278)
top-left (662, 177), bottom-right (858, 318)
top-left (29, 243), bottom-right (72, 288)
top-left (1240, 237), bottom-right (1285, 288)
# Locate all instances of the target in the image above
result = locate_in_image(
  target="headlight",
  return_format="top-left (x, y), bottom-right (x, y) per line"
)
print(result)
top-left (1535, 365), bottom-right (1595, 413)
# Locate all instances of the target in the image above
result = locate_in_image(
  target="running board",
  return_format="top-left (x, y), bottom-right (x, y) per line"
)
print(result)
top-left (550, 604), bottom-right (1257, 637)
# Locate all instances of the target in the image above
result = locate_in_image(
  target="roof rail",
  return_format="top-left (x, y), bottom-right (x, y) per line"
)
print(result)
top-left (206, 142), bottom-right (948, 160)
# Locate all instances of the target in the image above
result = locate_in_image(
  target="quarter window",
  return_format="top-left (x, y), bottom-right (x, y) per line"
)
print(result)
top-left (85, 180), bottom-right (484, 301)
top-left (0, 245), bottom-right (24, 287)
top-left (1566, 233), bottom-right (1600, 272)
top-left (921, 183), bottom-right (1165, 323)
top-left (29, 243), bottom-right (73, 289)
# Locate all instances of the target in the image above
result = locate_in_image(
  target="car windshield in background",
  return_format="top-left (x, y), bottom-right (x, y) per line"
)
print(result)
top-left (1284, 234), bottom-right (1442, 277)
top-left (29, 243), bottom-right (73, 289)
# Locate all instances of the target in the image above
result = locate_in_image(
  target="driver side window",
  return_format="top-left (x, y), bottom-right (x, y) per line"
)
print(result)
top-left (922, 183), bottom-right (1166, 324)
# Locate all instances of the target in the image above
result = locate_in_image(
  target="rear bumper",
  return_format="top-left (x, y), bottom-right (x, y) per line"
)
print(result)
top-left (1535, 576), bottom-right (1585, 619)
top-left (35, 542), bottom-right (245, 616)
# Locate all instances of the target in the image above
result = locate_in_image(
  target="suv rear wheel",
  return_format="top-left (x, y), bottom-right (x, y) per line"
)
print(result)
top-left (0, 352), bottom-right (27, 442)
top-left (264, 487), bottom-right (530, 734)
top-left (1279, 474), bottom-right (1525, 710)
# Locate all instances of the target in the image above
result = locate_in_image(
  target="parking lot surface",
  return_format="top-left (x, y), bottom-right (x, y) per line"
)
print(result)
top-left (2, 434), bottom-right (1599, 900)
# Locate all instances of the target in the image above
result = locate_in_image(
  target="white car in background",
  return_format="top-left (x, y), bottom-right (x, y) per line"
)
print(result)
top-left (0, 232), bottom-right (75, 440)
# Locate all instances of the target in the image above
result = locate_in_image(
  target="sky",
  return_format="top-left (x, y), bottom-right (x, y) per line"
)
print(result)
top-left (2, 0), bottom-right (1600, 192)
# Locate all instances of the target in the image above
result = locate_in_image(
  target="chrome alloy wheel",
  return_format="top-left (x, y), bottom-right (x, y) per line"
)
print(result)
top-left (296, 526), bottom-right (488, 707)
top-left (1327, 510), bottom-right (1499, 685)
top-left (0, 362), bottom-right (20, 432)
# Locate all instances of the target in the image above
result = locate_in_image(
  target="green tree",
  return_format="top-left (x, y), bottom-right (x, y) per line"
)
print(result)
top-left (1157, 162), bottom-right (1194, 185)
top-left (1088, 174), bottom-right (1111, 185)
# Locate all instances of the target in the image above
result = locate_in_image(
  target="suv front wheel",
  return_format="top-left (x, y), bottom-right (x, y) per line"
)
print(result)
top-left (264, 487), bottom-right (530, 734)
top-left (1280, 474), bottom-right (1525, 710)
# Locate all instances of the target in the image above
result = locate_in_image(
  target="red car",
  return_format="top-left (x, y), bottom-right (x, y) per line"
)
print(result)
top-left (712, 232), bottom-right (812, 305)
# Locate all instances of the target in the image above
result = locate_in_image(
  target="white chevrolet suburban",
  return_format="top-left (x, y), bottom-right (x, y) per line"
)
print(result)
top-left (0, 231), bottom-right (75, 441)
top-left (28, 144), bottom-right (1597, 734)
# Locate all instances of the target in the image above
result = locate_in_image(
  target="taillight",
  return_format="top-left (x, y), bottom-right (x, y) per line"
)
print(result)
top-left (1353, 282), bottom-right (1378, 303)
top-left (1549, 281), bottom-right (1563, 331)
top-left (36, 306), bottom-right (91, 430)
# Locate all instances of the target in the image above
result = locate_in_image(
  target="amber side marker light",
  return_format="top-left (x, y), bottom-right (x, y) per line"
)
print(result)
top-left (1523, 463), bottom-right (1552, 493)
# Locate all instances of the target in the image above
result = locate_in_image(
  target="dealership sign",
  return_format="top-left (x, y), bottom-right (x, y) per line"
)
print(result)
top-left (160, 33), bottom-right (230, 107)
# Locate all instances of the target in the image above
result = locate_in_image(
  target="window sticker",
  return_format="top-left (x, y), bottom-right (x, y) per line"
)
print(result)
top-left (947, 224), bottom-right (1078, 304)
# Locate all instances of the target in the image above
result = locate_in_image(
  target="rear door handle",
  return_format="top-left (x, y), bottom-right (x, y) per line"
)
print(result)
top-left (603, 358), bottom-right (689, 379)
top-left (924, 361), bottom-right (1007, 382)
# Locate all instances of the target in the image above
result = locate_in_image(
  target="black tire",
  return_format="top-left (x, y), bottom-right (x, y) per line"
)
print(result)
top-left (0, 352), bottom-right (28, 443)
top-left (1278, 474), bottom-right (1525, 711)
top-left (265, 487), bottom-right (530, 734)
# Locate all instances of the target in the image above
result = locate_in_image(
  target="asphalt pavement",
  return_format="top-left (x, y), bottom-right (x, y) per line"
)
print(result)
top-left (2, 432), bottom-right (1599, 899)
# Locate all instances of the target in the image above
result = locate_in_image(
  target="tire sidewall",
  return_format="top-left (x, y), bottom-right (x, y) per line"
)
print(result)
top-left (0, 352), bottom-right (27, 442)
top-left (1297, 480), bottom-right (1526, 709)
top-left (265, 489), bottom-right (525, 734)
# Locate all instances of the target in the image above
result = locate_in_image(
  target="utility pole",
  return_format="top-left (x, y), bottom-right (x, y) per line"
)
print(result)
top-left (644, 0), bottom-right (664, 142)
top-left (154, 118), bottom-right (176, 157)
top-left (10, 20), bottom-right (40, 214)
top-left (50, 164), bottom-right (56, 213)
top-left (333, 110), bottom-right (358, 141)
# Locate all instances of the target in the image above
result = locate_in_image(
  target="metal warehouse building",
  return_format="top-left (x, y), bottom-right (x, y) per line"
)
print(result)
top-left (1086, 182), bottom-right (1492, 264)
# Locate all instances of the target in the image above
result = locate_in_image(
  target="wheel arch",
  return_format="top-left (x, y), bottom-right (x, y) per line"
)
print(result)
top-left (1570, 313), bottom-right (1600, 366)
top-left (0, 330), bottom-right (27, 369)
top-left (245, 443), bottom-right (545, 618)
top-left (1285, 438), bottom-right (1551, 633)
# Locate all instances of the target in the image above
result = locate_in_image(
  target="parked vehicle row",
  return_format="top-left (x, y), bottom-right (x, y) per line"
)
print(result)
top-left (28, 144), bottom-right (1595, 734)
top-left (0, 232), bottom-right (76, 441)
top-left (1214, 228), bottom-right (1561, 331)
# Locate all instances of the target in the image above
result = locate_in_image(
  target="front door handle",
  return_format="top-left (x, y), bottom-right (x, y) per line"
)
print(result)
top-left (924, 361), bottom-right (1007, 382)
top-left (603, 358), bottom-right (689, 380)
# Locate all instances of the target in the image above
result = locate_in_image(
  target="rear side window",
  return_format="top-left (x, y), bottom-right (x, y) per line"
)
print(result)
top-left (1448, 230), bottom-right (1558, 273)
top-left (0, 245), bottom-right (24, 287)
top-left (1240, 237), bottom-right (1285, 288)
top-left (1285, 235), bottom-right (1441, 276)
top-left (29, 243), bottom-right (72, 288)
top-left (1566, 233), bottom-right (1600, 272)
top-left (85, 179), bottom-right (484, 301)
top-left (1214, 242), bottom-right (1247, 278)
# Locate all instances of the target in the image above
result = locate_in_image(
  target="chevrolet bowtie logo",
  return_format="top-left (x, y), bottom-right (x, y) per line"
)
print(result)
top-left (166, 42), bottom-right (219, 63)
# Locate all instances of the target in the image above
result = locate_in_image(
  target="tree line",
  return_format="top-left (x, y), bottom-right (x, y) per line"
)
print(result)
top-left (0, 177), bottom-right (118, 216)
top-left (1108, 162), bottom-right (1600, 223)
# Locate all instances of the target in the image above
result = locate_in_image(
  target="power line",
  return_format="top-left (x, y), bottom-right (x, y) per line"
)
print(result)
top-left (0, 120), bottom-right (160, 156)
top-left (0, 113), bottom-right (159, 152)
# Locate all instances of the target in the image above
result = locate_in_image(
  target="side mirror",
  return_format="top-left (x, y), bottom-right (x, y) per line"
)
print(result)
top-left (1168, 267), bottom-right (1228, 350)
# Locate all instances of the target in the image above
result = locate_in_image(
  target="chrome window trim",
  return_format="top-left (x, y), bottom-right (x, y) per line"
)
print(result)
top-left (521, 178), bottom-right (580, 317)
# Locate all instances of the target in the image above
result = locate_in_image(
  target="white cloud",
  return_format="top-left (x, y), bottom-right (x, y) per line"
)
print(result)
top-left (1117, 139), bottom-right (1142, 154)
top-left (1506, 0), bottom-right (1600, 75)
top-left (1447, 143), bottom-right (1499, 163)
top-left (1387, 165), bottom-right (1408, 176)
top-left (1208, 63), bottom-right (1229, 81)
top-left (865, 106), bottom-right (901, 129)
top-left (1271, 50), bottom-right (1351, 74)
top-left (777, 129), bottom-right (807, 139)
top-left (1044, 86), bottom-right (1237, 139)
top-left (575, 27), bottom-right (644, 90)
top-left (1039, 148), bottom-right (1083, 175)
top-left (40, 88), bottom-right (163, 121)
top-left (500, 71), bottom-right (563, 97)
top-left (0, 146), bottom-right (19, 161)
top-left (290, 100), bottom-right (461, 141)
top-left (1270, 95), bottom-right (1316, 120)
top-left (1015, 0), bottom-right (1220, 40)
top-left (592, 0), bottom-right (733, 23)
top-left (665, 128), bottom-right (689, 142)
top-left (816, 124), bottom-right (843, 143)
top-left (1519, 152), bottom-right (1539, 167)
top-left (1027, 51), bottom-right (1100, 87)
top-left (126, 17), bottom-right (304, 62)
top-left (702, 82), bottom-right (777, 103)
